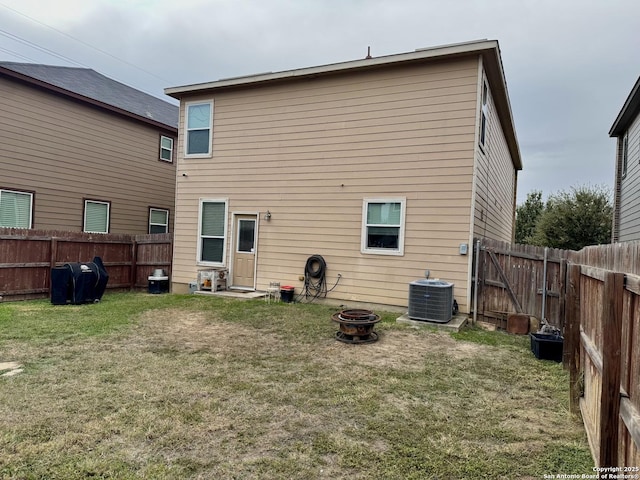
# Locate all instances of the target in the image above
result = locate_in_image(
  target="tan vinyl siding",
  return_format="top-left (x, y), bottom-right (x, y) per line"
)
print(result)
top-left (0, 77), bottom-right (176, 234)
top-left (617, 112), bottom-right (640, 241)
top-left (473, 73), bottom-right (517, 242)
top-left (173, 58), bottom-right (484, 310)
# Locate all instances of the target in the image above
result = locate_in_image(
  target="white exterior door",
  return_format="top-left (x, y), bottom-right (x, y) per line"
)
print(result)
top-left (232, 215), bottom-right (257, 289)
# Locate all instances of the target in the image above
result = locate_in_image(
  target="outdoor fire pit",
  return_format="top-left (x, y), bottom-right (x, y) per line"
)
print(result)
top-left (331, 309), bottom-right (381, 344)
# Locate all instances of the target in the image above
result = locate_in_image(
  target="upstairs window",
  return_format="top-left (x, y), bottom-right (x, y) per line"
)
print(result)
top-left (186, 101), bottom-right (213, 156)
top-left (198, 199), bottom-right (227, 265)
top-left (84, 200), bottom-right (110, 233)
top-left (622, 132), bottom-right (628, 178)
top-left (361, 198), bottom-right (406, 256)
top-left (0, 189), bottom-right (33, 229)
top-left (479, 80), bottom-right (488, 149)
top-left (149, 208), bottom-right (169, 234)
top-left (160, 135), bottom-right (174, 162)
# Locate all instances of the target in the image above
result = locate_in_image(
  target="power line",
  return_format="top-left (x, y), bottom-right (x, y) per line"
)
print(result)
top-left (0, 2), bottom-right (175, 85)
top-left (0, 27), bottom-right (89, 67)
top-left (0, 45), bottom-right (39, 63)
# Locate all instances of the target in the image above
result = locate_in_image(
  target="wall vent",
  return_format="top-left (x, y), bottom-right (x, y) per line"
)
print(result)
top-left (408, 279), bottom-right (454, 323)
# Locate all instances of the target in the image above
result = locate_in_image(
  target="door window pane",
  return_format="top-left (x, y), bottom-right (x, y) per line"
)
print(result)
top-left (237, 219), bottom-right (255, 252)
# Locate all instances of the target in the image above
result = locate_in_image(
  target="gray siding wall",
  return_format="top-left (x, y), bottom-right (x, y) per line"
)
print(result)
top-left (618, 111), bottom-right (640, 241)
top-left (0, 76), bottom-right (176, 234)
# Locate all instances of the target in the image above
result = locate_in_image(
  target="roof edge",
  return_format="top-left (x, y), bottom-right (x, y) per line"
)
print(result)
top-left (610, 76), bottom-right (640, 137)
top-left (0, 65), bottom-right (177, 133)
top-left (165, 39), bottom-right (498, 96)
top-left (164, 39), bottom-right (521, 170)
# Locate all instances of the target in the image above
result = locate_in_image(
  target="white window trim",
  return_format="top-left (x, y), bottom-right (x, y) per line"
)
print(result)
top-left (149, 207), bottom-right (169, 234)
top-left (160, 135), bottom-right (174, 162)
top-left (361, 197), bottom-right (406, 256)
top-left (197, 198), bottom-right (228, 266)
top-left (83, 200), bottom-right (110, 234)
top-left (0, 188), bottom-right (33, 229)
top-left (479, 80), bottom-right (488, 149)
top-left (185, 100), bottom-right (214, 158)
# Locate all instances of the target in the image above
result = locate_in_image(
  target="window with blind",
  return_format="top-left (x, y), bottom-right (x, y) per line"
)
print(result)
top-left (361, 198), bottom-right (406, 256)
top-left (84, 200), bottom-right (110, 233)
top-left (149, 208), bottom-right (169, 234)
top-left (0, 189), bottom-right (33, 229)
top-left (198, 199), bottom-right (227, 264)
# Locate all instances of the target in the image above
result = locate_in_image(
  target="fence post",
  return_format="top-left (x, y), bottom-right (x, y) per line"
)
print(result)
top-left (558, 258), bottom-right (567, 333)
top-left (599, 271), bottom-right (624, 467)
top-left (473, 239), bottom-right (481, 325)
top-left (130, 239), bottom-right (137, 290)
top-left (564, 263), bottom-right (581, 414)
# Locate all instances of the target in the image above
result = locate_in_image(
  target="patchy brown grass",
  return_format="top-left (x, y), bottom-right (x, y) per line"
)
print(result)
top-left (0, 294), bottom-right (592, 479)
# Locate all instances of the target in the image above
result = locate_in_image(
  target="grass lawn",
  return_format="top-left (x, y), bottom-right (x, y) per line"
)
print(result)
top-left (0, 292), bottom-right (592, 479)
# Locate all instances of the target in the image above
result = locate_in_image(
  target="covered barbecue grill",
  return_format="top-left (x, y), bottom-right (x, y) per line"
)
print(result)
top-left (51, 256), bottom-right (109, 305)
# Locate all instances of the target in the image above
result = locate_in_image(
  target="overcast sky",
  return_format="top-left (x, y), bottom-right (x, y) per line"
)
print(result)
top-left (1, 0), bottom-right (638, 204)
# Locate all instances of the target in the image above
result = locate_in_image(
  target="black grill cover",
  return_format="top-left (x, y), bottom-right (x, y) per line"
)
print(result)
top-left (50, 256), bottom-right (109, 305)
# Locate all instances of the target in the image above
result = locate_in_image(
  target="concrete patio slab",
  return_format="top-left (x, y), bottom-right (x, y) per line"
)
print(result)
top-left (396, 313), bottom-right (468, 332)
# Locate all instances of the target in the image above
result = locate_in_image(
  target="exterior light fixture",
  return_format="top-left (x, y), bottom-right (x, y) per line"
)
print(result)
top-left (264, 210), bottom-right (271, 221)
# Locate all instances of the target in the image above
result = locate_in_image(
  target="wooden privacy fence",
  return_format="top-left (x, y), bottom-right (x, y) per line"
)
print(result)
top-left (474, 239), bottom-right (640, 467)
top-left (473, 238), bottom-right (571, 329)
top-left (0, 227), bottom-right (172, 301)
top-left (565, 244), bottom-right (640, 468)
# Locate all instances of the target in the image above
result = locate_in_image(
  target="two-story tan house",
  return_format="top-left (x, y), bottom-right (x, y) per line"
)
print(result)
top-left (166, 40), bottom-right (522, 312)
top-left (0, 62), bottom-right (178, 234)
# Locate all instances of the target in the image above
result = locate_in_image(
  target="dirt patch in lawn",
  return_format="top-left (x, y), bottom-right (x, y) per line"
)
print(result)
top-left (0, 302), bottom-right (591, 479)
top-left (135, 308), bottom-right (286, 356)
top-left (322, 329), bottom-right (483, 371)
top-left (136, 309), bottom-right (483, 371)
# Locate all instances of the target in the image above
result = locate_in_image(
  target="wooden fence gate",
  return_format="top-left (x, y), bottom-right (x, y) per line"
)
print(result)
top-left (472, 238), bottom-right (570, 329)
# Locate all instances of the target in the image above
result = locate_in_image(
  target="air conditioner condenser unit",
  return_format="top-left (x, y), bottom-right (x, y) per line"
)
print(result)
top-left (408, 279), bottom-right (454, 323)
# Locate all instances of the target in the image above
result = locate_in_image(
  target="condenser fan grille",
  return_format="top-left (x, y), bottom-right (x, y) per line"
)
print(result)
top-left (408, 279), bottom-right (453, 323)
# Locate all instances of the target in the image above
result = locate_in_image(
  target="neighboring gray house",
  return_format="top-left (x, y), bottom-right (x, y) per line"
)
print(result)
top-left (0, 62), bottom-right (178, 234)
top-left (611, 76), bottom-right (640, 242)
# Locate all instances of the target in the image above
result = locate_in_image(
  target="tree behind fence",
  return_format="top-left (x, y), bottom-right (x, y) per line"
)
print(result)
top-left (0, 227), bottom-right (172, 301)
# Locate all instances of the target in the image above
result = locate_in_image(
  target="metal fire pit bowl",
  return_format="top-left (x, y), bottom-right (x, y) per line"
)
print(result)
top-left (331, 309), bottom-right (381, 344)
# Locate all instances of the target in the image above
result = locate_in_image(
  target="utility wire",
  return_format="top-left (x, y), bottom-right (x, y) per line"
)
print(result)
top-left (0, 27), bottom-right (89, 67)
top-left (0, 45), bottom-right (38, 63)
top-left (0, 2), bottom-right (175, 85)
